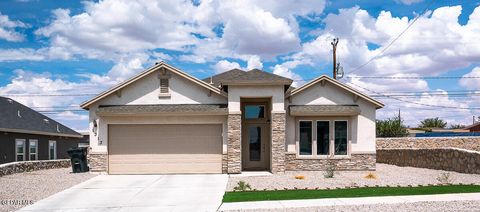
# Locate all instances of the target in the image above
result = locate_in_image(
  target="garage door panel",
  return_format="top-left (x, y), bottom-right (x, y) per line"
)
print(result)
top-left (108, 124), bottom-right (222, 174)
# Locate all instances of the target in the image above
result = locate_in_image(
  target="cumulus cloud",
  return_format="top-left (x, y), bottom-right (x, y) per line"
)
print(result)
top-left (460, 67), bottom-right (480, 89)
top-left (395, 0), bottom-right (423, 5)
top-left (0, 13), bottom-right (27, 42)
top-left (213, 60), bottom-right (241, 73)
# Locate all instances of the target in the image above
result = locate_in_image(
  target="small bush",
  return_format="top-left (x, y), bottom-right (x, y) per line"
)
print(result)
top-left (295, 175), bottom-right (305, 180)
top-left (324, 160), bottom-right (336, 178)
top-left (233, 181), bottom-right (251, 192)
top-left (436, 172), bottom-right (452, 184)
top-left (364, 172), bottom-right (377, 179)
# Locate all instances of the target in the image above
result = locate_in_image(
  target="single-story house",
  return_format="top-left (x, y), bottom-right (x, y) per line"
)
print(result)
top-left (0, 97), bottom-right (84, 164)
top-left (81, 62), bottom-right (383, 174)
top-left (464, 122), bottom-right (480, 132)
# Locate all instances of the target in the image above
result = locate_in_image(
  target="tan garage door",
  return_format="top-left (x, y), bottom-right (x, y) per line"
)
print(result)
top-left (108, 124), bottom-right (222, 174)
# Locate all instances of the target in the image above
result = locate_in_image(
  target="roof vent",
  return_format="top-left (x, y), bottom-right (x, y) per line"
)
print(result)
top-left (56, 124), bottom-right (61, 132)
top-left (17, 110), bottom-right (21, 118)
top-left (209, 77), bottom-right (214, 85)
top-left (43, 119), bottom-right (49, 124)
top-left (7, 99), bottom-right (13, 103)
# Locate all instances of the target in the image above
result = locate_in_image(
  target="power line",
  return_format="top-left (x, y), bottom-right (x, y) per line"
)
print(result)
top-left (1, 94), bottom-right (96, 97)
top-left (348, 82), bottom-right (480, 110)
top-left (347, 0), bottom-right (436, 74)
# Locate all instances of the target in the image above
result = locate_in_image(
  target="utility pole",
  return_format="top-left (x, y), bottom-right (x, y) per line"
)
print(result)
top-left (398, 109), bottom-right (401, 125)
top-left (331, 38), bottom-right (339, 79)
top-left (474, 116), bottom-right (476, 125)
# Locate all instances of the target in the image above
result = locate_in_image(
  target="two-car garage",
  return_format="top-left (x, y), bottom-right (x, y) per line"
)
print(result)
top-left (108, 124), bottom-right (223, 174)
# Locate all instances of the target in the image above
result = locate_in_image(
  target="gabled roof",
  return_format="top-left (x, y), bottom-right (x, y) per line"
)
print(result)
top-left (80, 62), bottom-right (227, 109)
top-left (287, 75), bottom-right (384, 109)
top-left (464, 122), bottom-right (480, 130)
top-left (0, 97), bottom-right (82, 138)
top-left (203, 68), bottom-right (293, 87)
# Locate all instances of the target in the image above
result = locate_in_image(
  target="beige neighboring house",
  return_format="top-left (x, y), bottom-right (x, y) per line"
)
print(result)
top-left (80, 62), bottom-right (383, 174)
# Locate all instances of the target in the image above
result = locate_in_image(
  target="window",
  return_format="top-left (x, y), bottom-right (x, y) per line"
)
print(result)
top-left (16, 139), bottom-right (25, 161)
top-left (49, 140), bottom-right (57, 160)
top-left (299, 121), bottom-right (312, 155)
top-left (29, 140), bottom-right (38, 160)
top-left (248, 126), bottom-right (261, 161)
top-left (334, 121), bottom-right (348, 155)
top-left (245, 105), bottom-right (265, 119)
top-left (297, 119), bottom-right (349, 157)
top-left (316, 121), bottom-right (330, 155)
top-left (160, 78), bottom-right (169, 94)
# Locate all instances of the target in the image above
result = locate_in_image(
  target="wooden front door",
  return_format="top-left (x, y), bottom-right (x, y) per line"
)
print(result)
top-left (241, 101), bottom-right (271, 171)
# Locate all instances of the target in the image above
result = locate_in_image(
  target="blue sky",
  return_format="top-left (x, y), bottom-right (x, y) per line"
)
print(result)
top-left (0, 0), bottom-right (479, 131)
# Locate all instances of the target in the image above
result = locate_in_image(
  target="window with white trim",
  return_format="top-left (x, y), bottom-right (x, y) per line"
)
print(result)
top-left (49, 140), bottom-right (57, 160)
top-left (297, 119), bottom-right (349, 157)
top-left (15, 139), bottom-right (25, 161)
top-left (29, 139), bottom-right (38, 160)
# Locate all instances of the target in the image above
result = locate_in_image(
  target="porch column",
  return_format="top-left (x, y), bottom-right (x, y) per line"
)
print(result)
top-left (271, 111), bottom-right (286, 173)
top-left (227, 112), bottom-right (242, 173)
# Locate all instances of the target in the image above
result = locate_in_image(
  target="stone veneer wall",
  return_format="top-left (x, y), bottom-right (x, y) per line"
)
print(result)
top-left (377, 137), bottom-right (480, 151)
top-left (285, 153), bottom-right (376, 171)
top-left (87, 152), bottom-right (107, 172)
top-left (377, 148), bottom-right (480, 174)
top-left (227, 114), bottom-right (241, 174)
top-left (0, 159), bottom-right (70, 177)
top-left (271, 112), bottom-right (286, 173)
top-left (222, 154), bottom-right (228, 174)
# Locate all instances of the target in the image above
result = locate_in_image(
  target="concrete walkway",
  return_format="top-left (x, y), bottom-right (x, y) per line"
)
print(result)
top-left (219, 193), bottom-right (480, 211)
top-left (20, 174), bottom-right (228, 212)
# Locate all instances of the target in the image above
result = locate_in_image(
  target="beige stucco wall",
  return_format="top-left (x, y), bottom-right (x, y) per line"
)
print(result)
top-left (88, 70), bottom-right (227, 153)
top-left (286, 81), bottom-right (377, 154)
top-left (227, 85), bottom-right (285, 113)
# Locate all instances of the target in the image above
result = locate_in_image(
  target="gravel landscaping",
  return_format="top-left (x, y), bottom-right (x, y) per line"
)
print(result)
top-left (0, 168), bottom-right (95, 212)
top-left (221, 200), bottom-right (480, 211)
top-left (227, 163), bottom-right (480, 191)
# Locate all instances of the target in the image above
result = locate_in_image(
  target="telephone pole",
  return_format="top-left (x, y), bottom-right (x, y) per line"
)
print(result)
top-left (331, 38), bottom-right (339, 79)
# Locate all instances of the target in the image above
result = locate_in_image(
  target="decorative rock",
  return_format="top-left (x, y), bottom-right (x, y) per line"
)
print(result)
top-left (0, 159), bottom-right (70, 177)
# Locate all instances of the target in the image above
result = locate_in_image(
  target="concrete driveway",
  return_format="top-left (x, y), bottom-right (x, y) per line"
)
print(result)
top-left (20, 174), bottom-right (228, 212)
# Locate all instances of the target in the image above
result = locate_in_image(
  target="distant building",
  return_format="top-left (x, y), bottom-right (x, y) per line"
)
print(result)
top-left (464, 122), bottom-right (480, 132)
top-left (0, 97), bottom-right (84, 164)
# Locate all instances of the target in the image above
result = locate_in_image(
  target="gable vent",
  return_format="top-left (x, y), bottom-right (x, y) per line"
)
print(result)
top-left (160, 78), bottom-right (169, 94)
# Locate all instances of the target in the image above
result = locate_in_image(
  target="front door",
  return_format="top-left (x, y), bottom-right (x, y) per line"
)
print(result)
top-left (241, 102), bottom-right (270, 171)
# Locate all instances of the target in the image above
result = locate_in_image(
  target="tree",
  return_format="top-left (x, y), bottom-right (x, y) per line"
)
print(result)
top-left (449, 124), bottom-right (466, 129)
top-left (376, 115), bottom-right (408, 138)
top-left (419, 117), bottom-right (447, 128)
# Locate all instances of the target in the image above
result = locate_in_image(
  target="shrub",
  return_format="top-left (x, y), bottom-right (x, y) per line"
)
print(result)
top-left (295, 175), bottom-right (305, 180)
top-left (364, 172), bottom-right (377, 179)
top-left (233, 181), bottom-right (251, 192)
top-left (436, 172), bottom-right (452, 184)
top-left (324, 160), bottom-right (336, 178)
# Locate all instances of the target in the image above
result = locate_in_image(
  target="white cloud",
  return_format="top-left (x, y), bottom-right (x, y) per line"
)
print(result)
top-left (395, 0), bottom-right (423, 5)
top-left (54, 111), bottom-right (88, 121)
top-left (460, 67), bottom-right (480, 89)
top-left (246, 55), bottom-right (263, 70)
top-left (0, 13), bottom-right (27, 42)
top-left (213, 60), bottom-right (241, 73)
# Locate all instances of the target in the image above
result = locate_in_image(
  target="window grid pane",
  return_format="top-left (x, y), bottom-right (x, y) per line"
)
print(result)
top-left (334, 121), bottom-right (348, 155)
top-left (299, 121), bottom-right (312, 155)
top-left (316, 121), bottom-right (330, 155)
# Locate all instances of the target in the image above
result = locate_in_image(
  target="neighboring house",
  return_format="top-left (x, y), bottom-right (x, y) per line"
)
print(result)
top-left (0, 97), bottom-right (83, 164)
top-left (464, 122), bottom-right (480, 132)
top-left (81, 62), bottom-right (383, 174)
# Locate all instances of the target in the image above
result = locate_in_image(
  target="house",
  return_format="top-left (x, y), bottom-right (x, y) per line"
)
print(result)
top-left (464, 122), bottom-right (480, 132)
top-left (80, 62), bottom-right (383, 174)
top-left (0, 97), bottom-right (84, 164)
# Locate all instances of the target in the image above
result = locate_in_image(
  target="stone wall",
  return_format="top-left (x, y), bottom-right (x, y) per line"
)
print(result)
top-left (271, 112), bottom-right (286, 173)
top-left (377, 148), bottom-right (480, 174)
top-left (0, 159), bottom-right (70, 177)
top-left (222, 154), bottom-right (228, 174)
top-left (285, 153), bottom-right (376, 171)
top-left (87, 152), bottom-right (107, 172)
top-left (227, 114), bottom-right (241, 174)
top-left (377, 137), bottom-right (480, 151)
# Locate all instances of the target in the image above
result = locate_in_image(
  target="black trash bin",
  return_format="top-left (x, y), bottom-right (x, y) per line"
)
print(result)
top-left (67, 147), bottom-right (89, 173)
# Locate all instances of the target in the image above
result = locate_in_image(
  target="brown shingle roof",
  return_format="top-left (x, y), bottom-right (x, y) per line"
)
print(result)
top-left (203, 68), bottom-right (293, 87)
